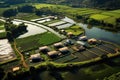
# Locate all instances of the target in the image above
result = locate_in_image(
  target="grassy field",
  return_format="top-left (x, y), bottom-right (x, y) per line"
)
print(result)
top-left (16, 32), bottom-right (61, 52)
top-left (65, 25), bottom-right (84, 36)
top-left (34, 3), bottom-right (70, 9)
top-left (0, 25), bottom-right (6, 38)
top-left (90, 14), bottom-right (110, 21)
top-left (12, 13), bottom-right (41, 21)
top-left (0, 25), bottom-right (4, 30)
top-left (0, 32), bottom-right (6, 38)
top-left (90, 10), bottom-right (120, 25)
top-left (33, 4), bottom-right (102, 16)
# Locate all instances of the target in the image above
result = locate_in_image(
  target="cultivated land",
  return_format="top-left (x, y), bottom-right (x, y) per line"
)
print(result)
top-left (0, 3), bottom-right (120, 80)
top-left (33, 4), bottom-right (120, 25)
top-left (65, 25), bottom-right (84, 36)
top-left (0, 25), bottom-right (6, 38)
top-left (16, 32), bottom-right (61, 52)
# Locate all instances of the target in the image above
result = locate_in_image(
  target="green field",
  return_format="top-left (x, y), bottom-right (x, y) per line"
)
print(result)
top-left (65, 25), bottom-right (84, 36)
top-left (34, 4), bottom-right (102, 16)
top-left (90, 14), bottom-right (110, 20)
top-left (16, 32), bottom-right (61, 52)
top-left (0, 32), bottom-right (6, 38)
top-left (0, 25), bottom-right (6, 38)
top-left (90, 10), bottom-right (120, 25)
top-left (34, 3), bottom-right (70, 9)
top-left (0, 25), bottom-right (4, 30)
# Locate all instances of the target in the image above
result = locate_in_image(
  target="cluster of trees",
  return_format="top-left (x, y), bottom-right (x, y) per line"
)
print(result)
top-left (2, 5), bottom-right (62, 18)
top-left (2, 9), bottom-right (18, 17)
top-left (2, 5), bottom-right (35, 17)
top-left (1, 0), bottom-right (120, 10)
top-left (35, 7), bottom-right (62, 16)
top-left (5, 20), bottom-right (27, 42)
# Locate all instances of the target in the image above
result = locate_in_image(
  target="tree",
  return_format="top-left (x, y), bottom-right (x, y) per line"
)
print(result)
top-left (18, 5), bottom-right (36, 13)
top-left (2, 9), bottom-right (18, 17)
top-left (4, 72), bottom-right (14, 80)
top-left (0, 68), bottom-right (5, 80)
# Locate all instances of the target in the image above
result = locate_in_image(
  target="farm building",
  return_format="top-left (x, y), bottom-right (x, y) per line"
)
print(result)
top-left (79, 36), bottom-right (87, 41)
top-left (47, 51), bottom-right (60, 58)
top-left (54, 42), bottom-right (64, 48)
top-left (12, 67), bottom-right (20, 72)
top-left (76, 41), bottom-right (86, 46)
top-left (39, 46), bottom-right (50, 53)
top-left (88, 38), bottom-right (97, 44)
top-left (72, 45), bottom-right (85, 52)
top-left (59, 47), bottom-right (69, 54)
top-left (77, 46), bottom-right (86, 52)
top-left (64, 39), bottom-right (74, 46)
top-left (67, 32), bottom-right (73, 37)
top-left (30, 53), bottom-right (42, 62)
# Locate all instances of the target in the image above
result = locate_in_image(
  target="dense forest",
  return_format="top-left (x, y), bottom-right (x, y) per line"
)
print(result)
top-left (0, 0), bottom-right (120, 10)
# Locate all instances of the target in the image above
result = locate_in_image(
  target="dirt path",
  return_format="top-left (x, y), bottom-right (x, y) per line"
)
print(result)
top-left (14, 41), bottom-right (28, 68)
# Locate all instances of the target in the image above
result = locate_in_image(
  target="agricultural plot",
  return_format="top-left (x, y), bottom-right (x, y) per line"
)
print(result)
top-left (54, 54), bottom-right (77, 63)
top-left (74, 52), bottom-right (90, 61)
top-left (101, 12), bottom-right (120, 18)
top-left (56, 23), bottom-right (73, 29)
top-left (16, 32), bottom-right (61, 52)
top-left (0, 32), bottom-right (6, 39)
top-left (34, 3), bottom-right (70, 9)
top-left (53, 43), bottom-right (117, 63)
top-left (0, 39), bottom-right (16, 62)
top-left (15, 13), bottom-right (40, 21)
top-left (48, 21), bottom-right (67, 27)
top-left (110, 9), bottom-right (120, 14)
top-left (103, 43), bottom-right (117, 49)
top-left (96, 45), bottom-right (116, 54)
top-left (90, 14), bottom-right (110, 20)
top-left (0, 25), bottom-right (5, 30)
top-left (80, 50), bottom-right (98, 59)
top-left (65, 25), bottom-right (84, 36)
top-left (89, 48), bottom-right (106, 56)
top-left (90, 10), bottom-right (120, 25)
top-left (42, 19), bottom-right (61, 25)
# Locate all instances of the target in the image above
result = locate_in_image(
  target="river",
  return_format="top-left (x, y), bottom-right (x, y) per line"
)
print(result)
top-left (62, 17), bottom-right (120, 45)
top-left (79, 23), bottom-right (120, 45)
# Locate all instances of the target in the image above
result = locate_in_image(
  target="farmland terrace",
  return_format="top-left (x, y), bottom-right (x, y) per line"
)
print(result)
top-left (0, 16), bottom-right (120, 74)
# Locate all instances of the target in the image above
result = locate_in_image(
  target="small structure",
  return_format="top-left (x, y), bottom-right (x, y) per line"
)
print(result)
top-left (59, 47), bottom-right (69, 54)
top-left (39, 46), bottom-right (50, 53)
top-left (12, 67), bottom-right (20, 72)
top-left (54, 42), bottom-right (64, 48)
top-left (88, 38), bottom-right (97, 44)
top-left (30, 53), bottom-right (42, 62)
top-left (77, 46), bottom-right (86, 52)
top-left (67, 32), bottom-right (73, 37)
top-left (47, 51), bottom-right (60, 58)
top-left (60, 29), bottom-right (66, 34)
top-left (79, 36), bottom-right (87, 41)
top-left (76, 41), bottom-right (85, 46)
top-left (72, 45), bottom-right (85, 52)
top-left (64, 39), bottom-right (74, 46)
